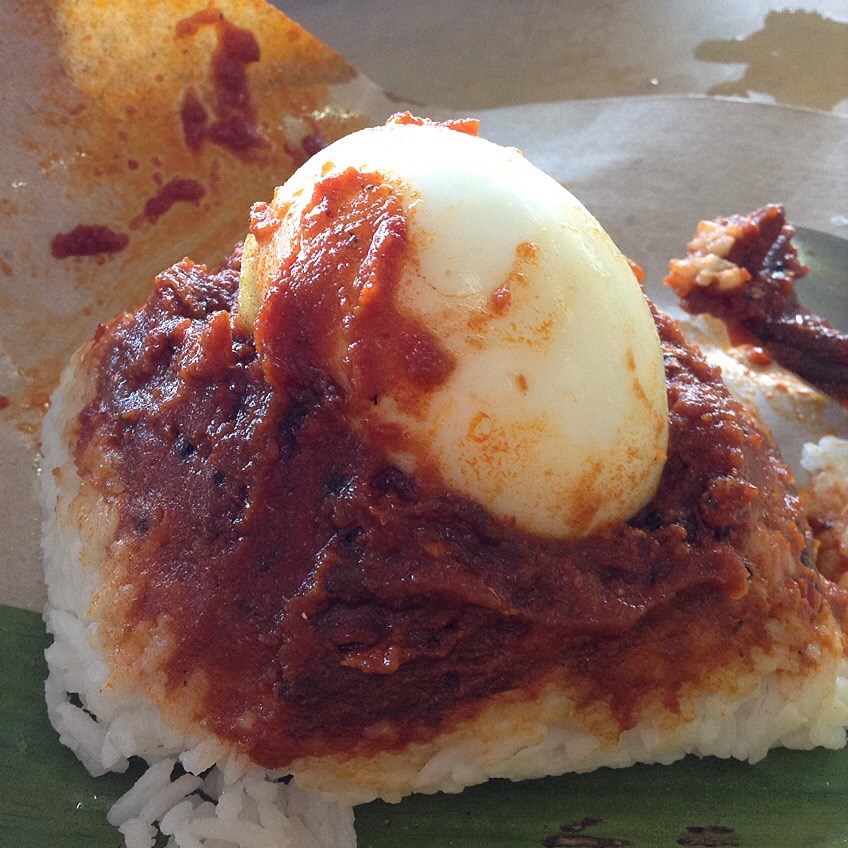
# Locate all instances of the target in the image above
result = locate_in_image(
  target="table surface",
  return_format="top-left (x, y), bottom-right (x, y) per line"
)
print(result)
top-left (278, 0), bottom-right (848, 114)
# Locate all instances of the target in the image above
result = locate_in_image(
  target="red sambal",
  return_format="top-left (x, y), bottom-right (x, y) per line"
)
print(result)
top-left (74, 179), bottom-right (837, 768)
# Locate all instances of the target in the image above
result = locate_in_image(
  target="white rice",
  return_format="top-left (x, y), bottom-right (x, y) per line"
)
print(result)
top-left (803, 436), bottom-right (848, 480)
top-left (40, 346), bottom-right (848, 838)
top-left (288, 643), bottom-right (848, 804)
top-left (40, 350), bottom-right (356, 848)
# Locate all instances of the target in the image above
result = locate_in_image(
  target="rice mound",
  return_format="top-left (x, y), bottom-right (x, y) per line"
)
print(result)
top-left (290, 647), bottom-right (848, 803)
top-left (42, 346), bottom-right (848, 838)
top-left (41, 348), bottom-right (357, 848)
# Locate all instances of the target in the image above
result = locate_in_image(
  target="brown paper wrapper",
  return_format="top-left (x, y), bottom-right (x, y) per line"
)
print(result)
top-left (1, 2), bottom-right (846, 609)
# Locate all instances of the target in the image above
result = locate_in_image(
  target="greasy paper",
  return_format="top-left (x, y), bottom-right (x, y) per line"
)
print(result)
top-left (1, 1), bottom-right (847, 610)
top-left (0, 0), bottom-right (395, 609)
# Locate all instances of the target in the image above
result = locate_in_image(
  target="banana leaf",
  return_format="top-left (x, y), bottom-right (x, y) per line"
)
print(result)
top-left (3, 603), bottom-right (848, 848)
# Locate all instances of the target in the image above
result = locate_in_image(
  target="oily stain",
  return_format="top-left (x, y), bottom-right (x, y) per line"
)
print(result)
top-left (541, 818), bottom-right (631, 847)
top-left (0, 0), bottom-right (363, 441)
top-left (677, 825), bottom-right (741, 847)
top-left (696, 10), bottom-right (848, 112)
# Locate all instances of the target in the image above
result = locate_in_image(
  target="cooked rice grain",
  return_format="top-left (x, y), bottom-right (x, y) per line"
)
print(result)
top-left (41, 349), bottom-right (356, 848)
top-left (41, 349), bottom-right (848, 843)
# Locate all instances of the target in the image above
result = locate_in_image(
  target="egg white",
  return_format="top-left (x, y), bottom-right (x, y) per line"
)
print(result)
top-left (249, 122), bottom-right (669, 538)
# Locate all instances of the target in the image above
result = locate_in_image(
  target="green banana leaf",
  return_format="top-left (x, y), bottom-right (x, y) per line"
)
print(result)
top-left (3, 604), bottom-right (848, 848)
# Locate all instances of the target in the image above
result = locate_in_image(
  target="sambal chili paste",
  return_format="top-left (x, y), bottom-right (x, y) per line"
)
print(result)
top-left (74, 178), bottom-right (834, 767)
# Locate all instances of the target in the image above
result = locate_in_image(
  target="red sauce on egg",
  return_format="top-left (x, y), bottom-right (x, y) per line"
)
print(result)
top-left (256, 168), bottom-right (455, 418)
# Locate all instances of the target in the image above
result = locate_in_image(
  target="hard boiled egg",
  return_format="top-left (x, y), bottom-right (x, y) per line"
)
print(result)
top-left (241, 118), bottom-right (668, 538)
